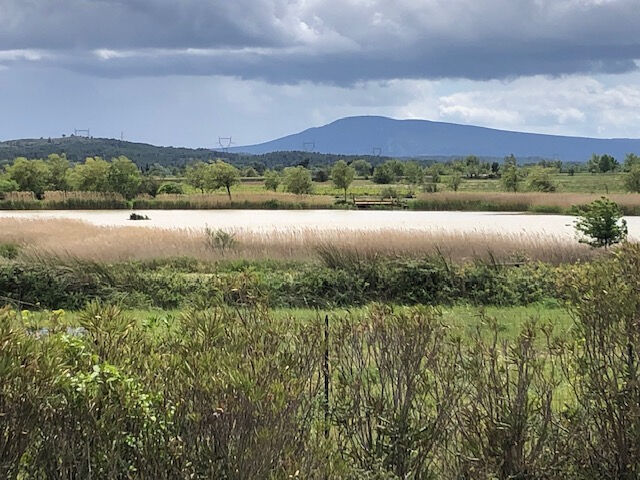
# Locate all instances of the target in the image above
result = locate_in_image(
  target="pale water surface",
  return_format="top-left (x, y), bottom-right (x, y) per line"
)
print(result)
top-left (3, 209), bottom-right (640, 240)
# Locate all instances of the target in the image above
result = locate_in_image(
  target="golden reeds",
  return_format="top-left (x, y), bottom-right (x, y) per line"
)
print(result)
top-left (413, 192), bottom-right (640, 214)
top-left (133, 192), bottom-right (334, 209)
top-left (0, 217), bottom-right (598, 264)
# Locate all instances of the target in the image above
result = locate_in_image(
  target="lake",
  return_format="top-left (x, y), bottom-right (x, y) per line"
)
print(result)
top-left (2, 209), bottom-right (639, 240)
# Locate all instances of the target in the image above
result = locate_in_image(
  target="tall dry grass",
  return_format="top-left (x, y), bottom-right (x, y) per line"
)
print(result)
top-left (0, 191), bottom-right (38, 209)
top-left (0, 191), bottom-right (128, 209)
top-left (43, 191), bottom-right (128, 209)
top-left (0, 217), bottom-right (599, 264)
top-left (132, 192), bottom-right (334, 209)
top-left (412, 192), bottom-right (640, 214)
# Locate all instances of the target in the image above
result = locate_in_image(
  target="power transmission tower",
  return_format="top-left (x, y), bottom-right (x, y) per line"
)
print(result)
top-left (218, 137), bottom-right (233, 153)
top-left (74, 129), bottom-right (90, 137)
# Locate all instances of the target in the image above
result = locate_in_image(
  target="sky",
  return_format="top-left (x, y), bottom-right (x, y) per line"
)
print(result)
top-left (1, 0), bottom-right (640, 148)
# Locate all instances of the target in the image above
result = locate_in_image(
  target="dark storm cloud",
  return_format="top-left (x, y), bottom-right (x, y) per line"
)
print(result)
top-left (1, 0), bottom-right (640, 83)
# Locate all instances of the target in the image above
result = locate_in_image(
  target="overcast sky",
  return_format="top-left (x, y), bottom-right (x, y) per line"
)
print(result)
top-left (1, 0), bottom-right (640, 147)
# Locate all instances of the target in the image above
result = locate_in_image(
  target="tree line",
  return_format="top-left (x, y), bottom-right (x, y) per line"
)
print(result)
top-left (4, 152), bottom-right (640, 201)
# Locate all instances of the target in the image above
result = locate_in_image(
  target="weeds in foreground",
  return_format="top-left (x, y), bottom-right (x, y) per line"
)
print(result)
top-left (3, 245), bottom-right (640, 478)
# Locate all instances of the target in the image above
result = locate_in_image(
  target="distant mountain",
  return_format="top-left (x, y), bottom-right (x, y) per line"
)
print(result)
top-left (232, 116), bottom-right (640, 162)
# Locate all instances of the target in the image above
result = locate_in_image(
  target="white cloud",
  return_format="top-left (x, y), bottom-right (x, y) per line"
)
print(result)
top-left (0, 49), bottom-right (48, 62)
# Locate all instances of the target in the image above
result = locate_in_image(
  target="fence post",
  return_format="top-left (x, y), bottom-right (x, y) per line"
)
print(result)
top-left (324, 314), bottom-right (330, 440)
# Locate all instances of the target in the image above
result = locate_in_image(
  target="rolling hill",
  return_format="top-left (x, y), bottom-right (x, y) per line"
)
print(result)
top-left (0, 136), bottom-right (388, 169)
top-left (232, 116), bottom-right (640, 162)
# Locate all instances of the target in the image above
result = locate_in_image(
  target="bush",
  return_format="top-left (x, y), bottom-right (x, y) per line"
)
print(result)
top-left (157, 182), bottom-right (184, 194)
top-left (573, 196), bottom-right (628, 248)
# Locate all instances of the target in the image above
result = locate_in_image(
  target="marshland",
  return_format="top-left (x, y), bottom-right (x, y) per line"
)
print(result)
top-left (3, 155), bottom-right (640, 478)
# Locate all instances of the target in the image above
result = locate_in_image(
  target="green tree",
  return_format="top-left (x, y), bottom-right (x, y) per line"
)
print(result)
top-left (283, 166), bottom-right (313, 194)
top-left (108, 156), bottom-right (142, 199)
top-left (67, 157), bottom-right (111, 192)
top-left (372, 163), bottom-right (396, 184)
top-left (403, 162), bottom-right (424, 185)
top-left (351, 159), bottom-right (372, 177)
top-left (387, 160), bottom-right (405, 178)
top-left (587, 154), bottom-right (600, 174)
top-left (503, 154), bottom-right (517, 168)
top-left (46, 154), bottom-right (70, 191)
top-left (448, 172), bottom-right (463, 191)
top-left (138, 176), bottom-right (160, 197)
top-left (599, 154), bottom-right (619, 173)
top-left (0, 176), bottom-right (19, 193)
top-left (185, 162), bottom-right (210, 193)
top-left (427, 164), bottom-right (442, 184)
top-left (157, 182), bottom-right (184, 194)
top-left (526, 167), bottom-right (556, 192)
top-left (624, 153), bottom-right (640, 171)
top-left (464, 155), bottom-right (481, 178)
top-left (501, 165), bottom-right (522, 192)
top-left (588, 153), bottom-right (619, 173)
top-left (312, 168), bottom-right (329, 182)
top-left (574, 197), bottom-right (628, 248)
top-left (242, 167), bottom-right (259, 177)
top-left (331, 160), bottom-right (355, 201)
top-left (205, 160), bottom-right (240, 199)
top-left (263, 170), bottom-right (281, 191)
top-left (6, 157), bottom-right (51, 197)
top-left (624, 165), bottom-right (640, 193)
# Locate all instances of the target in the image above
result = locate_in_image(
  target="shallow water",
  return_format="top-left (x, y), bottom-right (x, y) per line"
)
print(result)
top-left (4, 209), bottom-right (639, 240)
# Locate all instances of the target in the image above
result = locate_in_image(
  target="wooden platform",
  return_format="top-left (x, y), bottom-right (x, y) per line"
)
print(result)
top-left (353, 198), bottom-right (403, 209)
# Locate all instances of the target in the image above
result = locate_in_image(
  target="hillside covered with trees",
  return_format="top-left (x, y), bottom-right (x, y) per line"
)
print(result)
top-left (0, 136), bottom-right (391, 171)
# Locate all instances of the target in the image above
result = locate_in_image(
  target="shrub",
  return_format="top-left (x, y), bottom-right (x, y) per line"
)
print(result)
top-left (157, 182), bottom-right (184, 194)
top-left (557, 243), bottom-right (640, 478)
top-left (573, 196), bottom-right (628, 248)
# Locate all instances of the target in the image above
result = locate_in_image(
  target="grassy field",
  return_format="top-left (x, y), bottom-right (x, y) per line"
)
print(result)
top-left (443, 172), bottom-right (627, 193)
top-left (220, 172), bottom-right (629, 195)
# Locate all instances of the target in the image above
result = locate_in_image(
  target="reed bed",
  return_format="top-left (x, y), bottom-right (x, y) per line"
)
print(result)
top-left (0, 191), bottom-right (38, 209)
top-left (42, 191), bottom-right (128, 209)
top-left (132, 192), bottom-right (334, 209)
top-left (0, 191), bottom-right (128, 209)
top-left (411, 192), bottom-right (640, 214)
top-left (0, 217), bottom-right (599, 264)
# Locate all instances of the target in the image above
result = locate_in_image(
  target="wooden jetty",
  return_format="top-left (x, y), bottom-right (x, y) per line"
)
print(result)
top-left (352, 197), bottom-right (405, 209)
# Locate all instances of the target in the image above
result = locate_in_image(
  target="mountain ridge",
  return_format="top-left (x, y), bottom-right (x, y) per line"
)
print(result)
top-left (231, 115), bottom-right (640, 161)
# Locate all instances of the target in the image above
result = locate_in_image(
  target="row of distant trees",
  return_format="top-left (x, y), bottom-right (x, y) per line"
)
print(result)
top-left (3, 152), bottom-right (640, 199)
top-left (0, 155), bottom-right (145, 199)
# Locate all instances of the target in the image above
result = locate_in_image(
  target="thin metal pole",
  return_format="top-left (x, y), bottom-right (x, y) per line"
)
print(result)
top-left (324, 314), bottom-right (330, 440)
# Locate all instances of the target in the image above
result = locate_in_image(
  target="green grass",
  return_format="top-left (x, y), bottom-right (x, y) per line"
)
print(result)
top-left (441, 172), bottom-right (627, 193)
top-left (21, 302), bottom-right (570, 342)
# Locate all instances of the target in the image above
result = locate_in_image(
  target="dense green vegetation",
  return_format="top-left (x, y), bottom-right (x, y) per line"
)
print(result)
top-left (3, 243), bottom-right (640, 478)
top-left (0, 254), bottom-right (558, 310)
